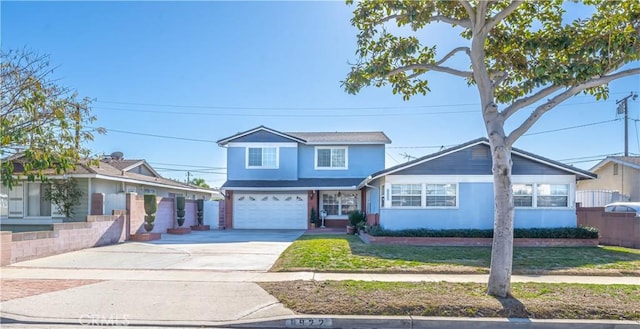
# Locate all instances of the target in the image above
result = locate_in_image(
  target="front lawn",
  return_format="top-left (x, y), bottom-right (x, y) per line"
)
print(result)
top-left (270, 235), bottom-right (640, 275)
top-left (260, 280), bottom-right (640, 320)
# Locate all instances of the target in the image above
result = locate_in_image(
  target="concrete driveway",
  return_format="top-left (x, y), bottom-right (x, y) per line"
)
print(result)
top-left (8, 229), bottom-right (304, 271)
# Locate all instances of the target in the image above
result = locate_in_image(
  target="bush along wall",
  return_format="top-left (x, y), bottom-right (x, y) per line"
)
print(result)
top-left (367, 226), bottom-right (599, 239)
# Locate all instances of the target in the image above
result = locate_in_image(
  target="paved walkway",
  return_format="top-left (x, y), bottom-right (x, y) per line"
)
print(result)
top-left (2, 267), bottom-right (639, 285)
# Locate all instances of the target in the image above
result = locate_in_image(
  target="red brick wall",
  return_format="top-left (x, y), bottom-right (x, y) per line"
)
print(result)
top-left (307, 190), bottom-right (318, 228)
top-left (577, 207), bottom-right (639, 248)
top-left (224, 191), bottom-right (233, 229)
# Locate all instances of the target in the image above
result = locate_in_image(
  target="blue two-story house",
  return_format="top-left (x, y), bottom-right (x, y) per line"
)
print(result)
top-left (217, 126), bottom-right (391, 229)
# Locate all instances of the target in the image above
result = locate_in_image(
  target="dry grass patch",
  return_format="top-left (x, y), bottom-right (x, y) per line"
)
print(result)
top-left (260, 280), bottom-right (640, 320)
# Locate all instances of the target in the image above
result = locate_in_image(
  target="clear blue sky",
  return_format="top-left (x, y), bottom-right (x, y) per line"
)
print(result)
top-left (2, 1), bottom-right (639, 188)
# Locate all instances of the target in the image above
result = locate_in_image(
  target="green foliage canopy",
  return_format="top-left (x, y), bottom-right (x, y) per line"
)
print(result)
top-left (1, 49), bottom-right (104, 189)
top-left (343, 0), bottom-right (640, 145)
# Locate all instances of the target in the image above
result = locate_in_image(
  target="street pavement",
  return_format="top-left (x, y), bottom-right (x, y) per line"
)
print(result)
top-left (1, 229), bottom-right (638, 328)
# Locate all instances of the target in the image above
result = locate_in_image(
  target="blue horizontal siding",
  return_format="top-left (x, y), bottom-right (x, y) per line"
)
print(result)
top-left (395, 144), bottom-right (569, 176)
top-left (378, 182), bottom-right (577, 230)
top-left (298, 144), bottom-right (385, 178)
top-left (227, 146), bottom-right (297, 181)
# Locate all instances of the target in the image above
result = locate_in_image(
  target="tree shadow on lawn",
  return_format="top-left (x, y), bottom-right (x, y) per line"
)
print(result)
top-left (341, 235), bottom-right (640, 274)
top-left (492, 294), bottom-right (533, 318)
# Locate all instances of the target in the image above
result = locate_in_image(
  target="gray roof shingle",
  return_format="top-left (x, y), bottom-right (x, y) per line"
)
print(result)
top-left (221, 178), bottom-right (365, 190)
top-left (286, 131), bottom-right (391, 144)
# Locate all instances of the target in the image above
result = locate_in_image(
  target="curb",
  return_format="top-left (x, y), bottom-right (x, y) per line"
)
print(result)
top-left (220, 315), bottom-right (640, 329)
top-left (1, 314), bottom-right (639, 329)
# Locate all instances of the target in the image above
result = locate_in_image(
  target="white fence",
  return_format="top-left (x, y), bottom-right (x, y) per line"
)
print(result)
top-left (104, 193), bottom-right (127, 215)
top-left (203, 200), bottom-right (219, 229)
top-left (576, 190), bottom-right (629, 207)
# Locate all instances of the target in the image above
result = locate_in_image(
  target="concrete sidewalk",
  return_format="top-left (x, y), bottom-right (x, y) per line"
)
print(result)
top-left (2, 266), bottom-right (639, 284)
top-left (2, 267), bottom-right (638, 328)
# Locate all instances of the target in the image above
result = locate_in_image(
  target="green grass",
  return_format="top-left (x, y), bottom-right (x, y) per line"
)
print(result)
top-left (260, 280), bottom-right (640, 319)
top-left (270, 235), bottom-right (640, 275)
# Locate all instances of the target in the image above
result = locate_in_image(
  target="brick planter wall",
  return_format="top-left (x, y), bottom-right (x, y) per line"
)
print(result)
top-left (359, 232), bottom-right (598, 247)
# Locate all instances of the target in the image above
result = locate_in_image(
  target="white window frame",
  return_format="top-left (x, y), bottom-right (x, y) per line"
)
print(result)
top-left (390, 184), bottom-right (422, 208)
top-left (314, 146), bottom-right (348, 170)
top-left (425, 183), bottom-right (457, 208)
top-left (512, 183), bottom-right (534, 208)
top-left (319, 190), bottom-right (361, 218)
top-left (536, 183), bottom-right (570, 208)
top-left (245, 146), bottom-right (279, 169)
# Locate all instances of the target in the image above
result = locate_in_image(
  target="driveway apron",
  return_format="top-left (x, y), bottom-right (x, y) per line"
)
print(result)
top-left (1, 230), bottom-right (303, 325)
top-left (6, 229), bottom-right (304, 271)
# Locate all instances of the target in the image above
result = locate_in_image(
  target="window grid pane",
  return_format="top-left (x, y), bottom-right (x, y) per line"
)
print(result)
top-left (537, 184), bottom-right (569, 207)
top-left (513, 184), bottom-right (533, 207)
top-left (426, 184), bottom-right (456, 207)
top-left (322, 193), bottom-right (339, 215)
top-left (317, 149), bottom-right (331, 167)
top-left (262, 148), bottom-right (277, 167)
top-left (391, 184), bottom-right (422, 207)
top-left (331, 149), bottom-right (346, 167)
top-left (248, 148), bottom-right (262, 167)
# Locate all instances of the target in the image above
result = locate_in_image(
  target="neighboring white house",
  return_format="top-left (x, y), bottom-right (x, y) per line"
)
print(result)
top-left (1, 153), bottom-right (219, 224)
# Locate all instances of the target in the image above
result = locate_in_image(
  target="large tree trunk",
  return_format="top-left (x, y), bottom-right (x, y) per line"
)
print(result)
top-left (487, 137), bottom-right (515, 297)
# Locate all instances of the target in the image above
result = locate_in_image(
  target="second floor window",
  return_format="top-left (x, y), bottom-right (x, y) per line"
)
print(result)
top-left (247, 147), bottom-right (278, 168)
top-left (316, 147), bottom-right (347, 169)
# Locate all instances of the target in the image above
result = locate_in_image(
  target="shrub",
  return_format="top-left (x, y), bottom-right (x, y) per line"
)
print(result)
top-left (367, 226), bottom-right (599, 239)
top-left (348, 210), bottom-right (366, 227)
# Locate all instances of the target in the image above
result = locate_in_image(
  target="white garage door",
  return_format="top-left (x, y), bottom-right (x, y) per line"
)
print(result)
top-left (233, 193), bottom-right (308, 229)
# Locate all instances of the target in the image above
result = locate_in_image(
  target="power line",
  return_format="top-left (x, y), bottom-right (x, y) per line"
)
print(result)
top-left (523, 119), bottom-right (619, 136)
top-left (148, 161), bottom-right (225, 169)
top-left (93, 106), bottom-right (478, 118)
top-left (94, 127), bottom-right (216, 143)
top-left (95, 100), bottom-right (478, 111)
top-left (94, 91), bottom-right (635, 111)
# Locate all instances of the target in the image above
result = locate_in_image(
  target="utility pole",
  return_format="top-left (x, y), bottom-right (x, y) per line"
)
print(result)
top-left (186, 171), bottom-right (191, 184)
top-left (74, 104), bottom-right (81, 151)
top-left (616, 92), bottom-right (638, 157)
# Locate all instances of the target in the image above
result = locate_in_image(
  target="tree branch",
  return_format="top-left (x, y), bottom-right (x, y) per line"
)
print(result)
top-left (501, 84), bottom-right (563, 120)
top-left (387, 63), bottom-right (473, 79)
top-left (377, 14), bottom-right (472, 29)
top-left (458, 0), bottom-right (475, 27)
top-left (506, 68), bottom-right (640, 145)
top-left (434, 46), bottom-right (471, 66)
top-left (482, 1), bottom-right (524, 34)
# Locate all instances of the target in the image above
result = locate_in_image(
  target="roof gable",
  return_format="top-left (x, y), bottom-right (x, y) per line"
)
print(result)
top-left (217, 126), bottom-right (306, 145)
top-left (369, 138), bottom-right (595, 180)
top-left (590, 156), bottom-right (640, 172)
top-left (217, 126), bottom-right (392, 146)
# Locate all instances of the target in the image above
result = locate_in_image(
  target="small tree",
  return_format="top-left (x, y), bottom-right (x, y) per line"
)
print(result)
top-left (45, 177), bottom-right (82, 219)
top-left (196, 199), bottom-right (204, 226)
top-left (143, 194), bottom-right (157, 232)
top-left (310, 207), bottom-right (317, 226)
top-left (176, 196), bottom-right (186, 227)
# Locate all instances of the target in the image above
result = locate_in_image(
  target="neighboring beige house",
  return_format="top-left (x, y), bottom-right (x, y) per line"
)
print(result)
top-left (1, 153), bottom-right (220, 224)
top-left (577, 156), bottom-right (640, 206)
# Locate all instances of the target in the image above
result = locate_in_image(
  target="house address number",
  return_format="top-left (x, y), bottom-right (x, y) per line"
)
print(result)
top-left (285, 318), bottom-right (332, 327)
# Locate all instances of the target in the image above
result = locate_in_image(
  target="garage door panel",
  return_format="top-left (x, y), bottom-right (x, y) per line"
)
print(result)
top-left (234, 193), bottom-right (307, 229)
